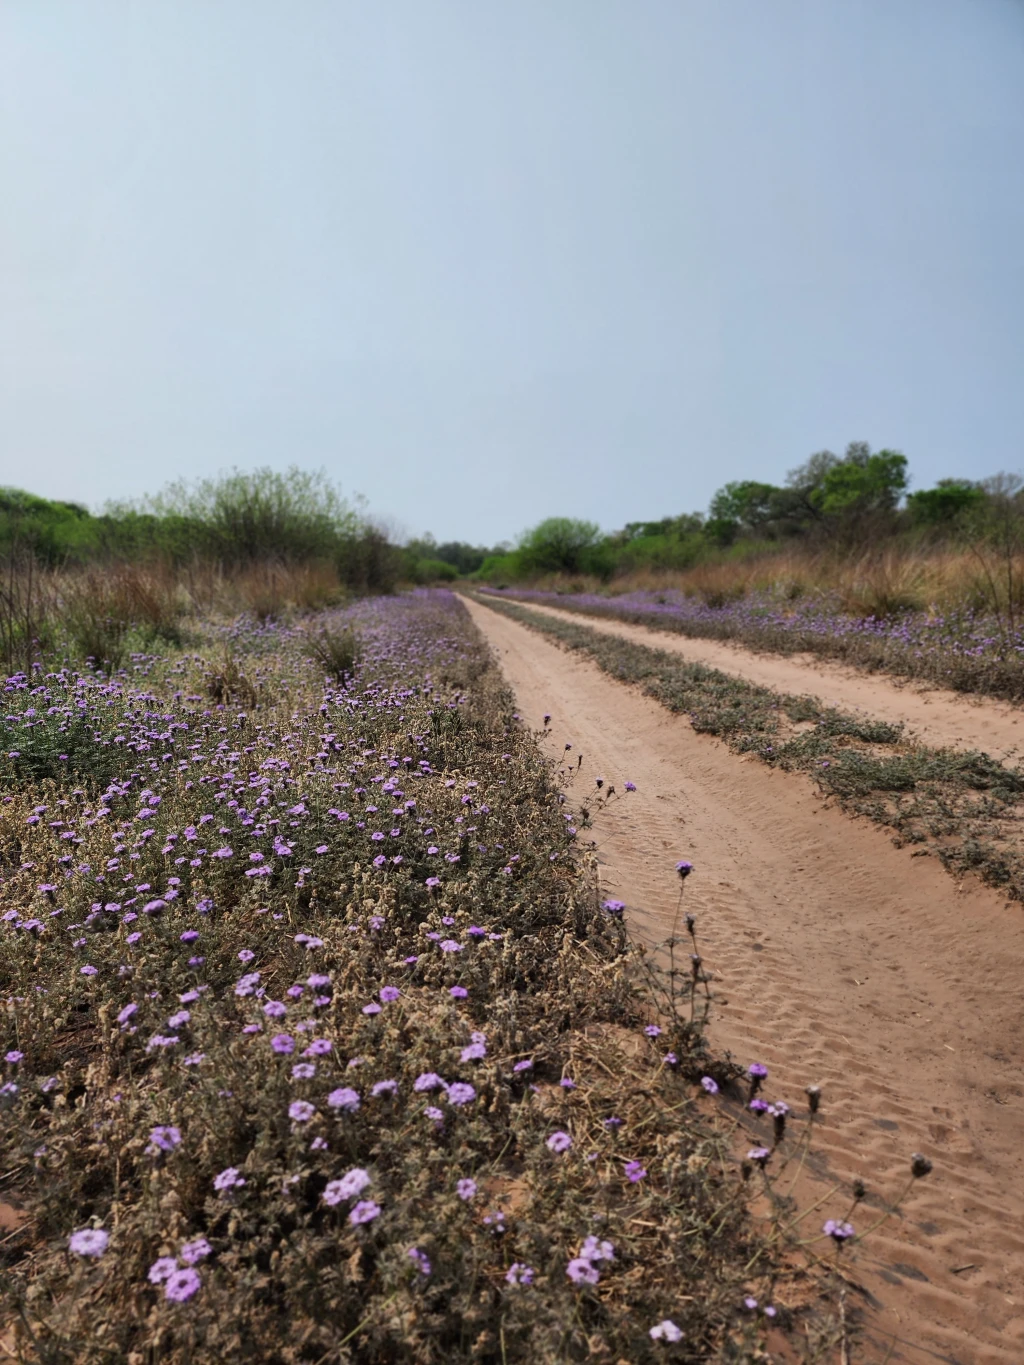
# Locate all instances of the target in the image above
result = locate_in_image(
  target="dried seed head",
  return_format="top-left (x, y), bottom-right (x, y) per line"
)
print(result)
top-left (910, 1152), bottom-right (933, 1179)
top-left (852, 1178), bottom-right (866, 1202)
top-left (805, 1084), bottom-right (821, 1114)
top-left (684, 913), bottom-right (696, 934)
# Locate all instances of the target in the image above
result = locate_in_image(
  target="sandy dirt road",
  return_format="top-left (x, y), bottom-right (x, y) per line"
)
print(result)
top-left (465, 595), bottom-right (1024, 1365)
top-left (496, 597), bottom-right (1024, 761)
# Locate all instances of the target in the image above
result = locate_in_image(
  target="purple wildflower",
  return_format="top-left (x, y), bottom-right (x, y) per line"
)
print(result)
top-left (327, 1087), bottom-right (360, 1112)
top-left (323, 1168), bottom-right (371, 1206)
top-left (148, 1125), bottom-right (182, 1153)
top-left (349, 1199), bottom-right (381, 1225)
top-left (823, 1219), bottom-right (855, 1244)
top-left (566, 1257), bottom-right (600, 1285)
top-left (413, 1072), bottom-right (445, 1093)
top-left (69, 1227), bottom-right (109, 1258)
top-left (179, 1237), bottom-right (212, 1264)
top-left (164, 1267), bottom-right (202, 1302)
top-left (148, 1256), bottom-right (178, 1283)
top-left (649, 1320), bottom-right (683, 1341)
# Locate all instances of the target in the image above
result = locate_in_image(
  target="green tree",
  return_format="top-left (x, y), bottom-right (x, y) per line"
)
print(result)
top-left (516, 518), bottom-right (604, 574)
top-left (906, 479), bottom-right (984, 526)
top-left (134, 466), bottom-right (361, 565)
top-left (813, 445), bottom-right (908, 519)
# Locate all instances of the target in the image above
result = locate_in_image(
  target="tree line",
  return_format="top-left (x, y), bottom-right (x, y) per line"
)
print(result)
top-left (474, 442), bottom-right (1001, 581)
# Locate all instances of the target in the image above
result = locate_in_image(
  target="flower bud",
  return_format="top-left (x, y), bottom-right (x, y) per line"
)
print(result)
top-left (910, 1153), bottom-right (933, 1179)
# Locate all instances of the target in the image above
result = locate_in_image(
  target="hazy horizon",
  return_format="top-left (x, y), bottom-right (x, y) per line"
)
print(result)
top-left (3, 1), bottom-right (1023, 544)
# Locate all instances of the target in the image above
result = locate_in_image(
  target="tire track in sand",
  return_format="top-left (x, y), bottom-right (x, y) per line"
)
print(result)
top-left (465, 594), bottom-right (1024, 1365)
top-left (495, 596), bottom-right (1024, 762)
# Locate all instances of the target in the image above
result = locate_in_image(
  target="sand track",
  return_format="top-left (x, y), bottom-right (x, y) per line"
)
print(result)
top-left (495, 597), bottom-right (1024, 761)
top-left (465, 595), bottom-right (1024, 1365)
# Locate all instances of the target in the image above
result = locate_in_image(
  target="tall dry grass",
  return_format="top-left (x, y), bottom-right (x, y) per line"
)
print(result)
top-left (531, 544), bottom-right (1022, 619)
top-left (0, 557), bottom-right (364, 674)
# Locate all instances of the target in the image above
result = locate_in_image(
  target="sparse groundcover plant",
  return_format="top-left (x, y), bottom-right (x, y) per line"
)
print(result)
top-left (0, 588), bottom-right (927, 1361)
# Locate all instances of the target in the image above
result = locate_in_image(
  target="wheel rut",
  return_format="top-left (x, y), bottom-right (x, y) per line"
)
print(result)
top-left (465, 594), bottom-right (1024, 1365)
top-left (500, 596), bottom-right (1024, 761)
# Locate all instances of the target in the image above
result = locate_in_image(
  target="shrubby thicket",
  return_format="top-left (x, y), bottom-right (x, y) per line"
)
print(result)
top-left (1, 470), bottom-right (400, 593)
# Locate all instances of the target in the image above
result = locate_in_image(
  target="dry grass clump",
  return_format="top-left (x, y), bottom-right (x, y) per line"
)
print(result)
top-left (0, 556), bottom-right (363, 680)
top-left (307, 624), bottom-right (362, 685)
top-left (0, 592), bottom-right (816, 1363)
top-left (226, 561), bottom-right (349, 621)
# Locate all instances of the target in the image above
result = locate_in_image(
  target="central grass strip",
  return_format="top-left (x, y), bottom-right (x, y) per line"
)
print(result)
top-left (472, 594), bottom-right (1024, 902)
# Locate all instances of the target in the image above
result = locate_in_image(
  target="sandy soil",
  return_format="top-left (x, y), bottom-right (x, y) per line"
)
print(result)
top-left (502, 598), bottom-right (1024, 761)
top-left (465, 595), bottom-right (1024, 1365)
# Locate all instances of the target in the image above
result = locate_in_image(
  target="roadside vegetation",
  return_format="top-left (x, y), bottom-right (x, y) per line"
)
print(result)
top-left (472, 595), bottom-right (1024, 904)
top-left (0, 470), bottom-right (481, 681)
top-left (2, 588), bottom-right (869, 1362)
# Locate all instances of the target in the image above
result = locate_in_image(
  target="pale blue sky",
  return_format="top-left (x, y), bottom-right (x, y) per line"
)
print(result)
top-left (2, 1), bottom-right (1023, 544)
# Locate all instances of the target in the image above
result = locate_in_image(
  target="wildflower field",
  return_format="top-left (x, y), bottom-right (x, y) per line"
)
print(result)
top-left (0, 589), bottom-right (805, 1363)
